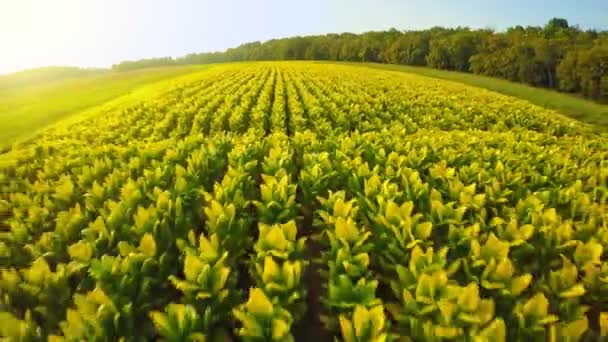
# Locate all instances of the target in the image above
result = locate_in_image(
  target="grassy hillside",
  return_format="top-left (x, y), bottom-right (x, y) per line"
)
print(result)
top-left (0, 65), bottom-right (210, 147)
top-left (346, 62), bottom-right (608, 131)
top-left (0, 66), bottom-right (106, 91)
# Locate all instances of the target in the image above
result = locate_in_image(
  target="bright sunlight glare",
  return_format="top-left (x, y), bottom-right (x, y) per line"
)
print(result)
top-left (1, 1), bottom-right (107, 73)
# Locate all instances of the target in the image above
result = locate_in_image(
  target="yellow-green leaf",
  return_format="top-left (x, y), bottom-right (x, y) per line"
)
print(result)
top-left (139, 233), bottom-right (157, 257)
top-left (561, 318), bottom-right (588, 341)
top-left (510, 274), bottom-right (532, 296)
top-left (282, 220), bottom-right (297, 241)
top-left (246, 288), bottom-right (273, 316)
top-left (574, 241), bottom-right (603, 267)
top-left (150, 311), bottom-right (169, 335)
top-left (265, 227), bottom-right (289, 251)
top-left (26, 258), bottom-right (50, 284)
top-left (559, 284), bottom-right (585, 299)
top-left (262, 256), bottom-right (280, 283)
top-left (477, 318), bottom-right (506, 342)
top-left (415, 222), bottom-right (433, 240)
top-left (335, 217), bottom-right (359, 243)
top-left (88, 287), bottom-right (112, 306)
top-left (353, 305), bottom-right (370, 338)
top-left (368, 305), bottom-right (385, 333)
top-left (68, 241), bottom-right (93, 261)
top-left (339, 315), bottom-right (356, 342)
top-left (271, 318), bottom-right (290, 340)
top-left (458, 283), bottom-right (480, 312)
top-left (184, 254), bottom-right (204, 281)
top-left (493, 259), bottom-right (514, 280)
top-left (522, 293), bottom-right (549, 318)
top-left (600, 312), bottom-right (608, 337)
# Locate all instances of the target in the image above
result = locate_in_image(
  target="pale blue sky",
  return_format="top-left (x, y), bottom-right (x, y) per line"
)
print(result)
top-left (0, 0), bottom-right (606, 74)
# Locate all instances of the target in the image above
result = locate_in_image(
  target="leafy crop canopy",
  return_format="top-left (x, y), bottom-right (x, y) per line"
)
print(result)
top-left (1, 62), bottom-right (607, 341)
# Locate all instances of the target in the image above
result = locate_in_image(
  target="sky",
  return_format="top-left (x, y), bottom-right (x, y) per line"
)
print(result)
top-left (0, 0), bottom-right (606, 74)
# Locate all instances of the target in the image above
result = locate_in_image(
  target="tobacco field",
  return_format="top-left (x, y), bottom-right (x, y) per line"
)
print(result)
top-left (1, 63), bottom-right (607, 341)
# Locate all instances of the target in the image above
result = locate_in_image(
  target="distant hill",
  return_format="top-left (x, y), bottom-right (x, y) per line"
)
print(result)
top-left (0, 66), bottom-right (107, 92)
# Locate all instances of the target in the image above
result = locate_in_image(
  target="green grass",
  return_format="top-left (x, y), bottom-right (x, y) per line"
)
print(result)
top-left (0, 65), bottom-right (211, 147)
top-left (341, 62), bottom-right (608, 131)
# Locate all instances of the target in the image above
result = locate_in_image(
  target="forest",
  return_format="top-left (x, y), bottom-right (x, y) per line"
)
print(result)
top-left (112, 18), bottom-right (608, 102)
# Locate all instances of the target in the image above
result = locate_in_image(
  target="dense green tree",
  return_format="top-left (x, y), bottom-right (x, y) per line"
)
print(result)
top-left (557, 50), bottom-right (581, 92)
top-left (578, 44), bottom-right (608, 99)
top-left (111, 57), bottom-right (176, 71)
top-left (305, 38), bottom-right (330, 60)
top-left (532, 39), bottom-right (560, 87)
top-left (385, 32), bottom-right (430, 65)
top-left (426, 40), bottom-right (452, 70)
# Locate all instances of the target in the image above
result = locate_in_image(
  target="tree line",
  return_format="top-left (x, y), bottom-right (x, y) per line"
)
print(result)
top-left (112, 18), bottom-right (608, 101)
